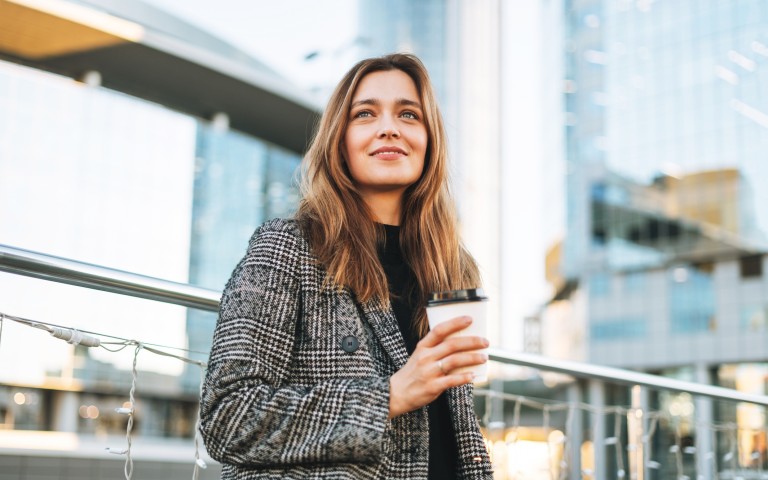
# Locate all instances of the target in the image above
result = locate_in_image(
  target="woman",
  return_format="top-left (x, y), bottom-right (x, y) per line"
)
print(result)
top-left (200, 53), bottom-right (493, 479)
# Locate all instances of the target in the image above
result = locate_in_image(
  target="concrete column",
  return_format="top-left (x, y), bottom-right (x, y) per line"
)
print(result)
top-left (694, 363), bottom-right (715, 480)
top-left (589, 379), bottom-right (607, 480)
top-left (53, 391), bottom-right (79, 432)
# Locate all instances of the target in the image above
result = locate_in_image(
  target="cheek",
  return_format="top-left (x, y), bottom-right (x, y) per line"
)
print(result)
top-left (415, 129), bottom-right (428, 155)
top-left (342, 130), bottom-right (362, 160)
top-left (416, 140), bottom-right (428, 165)
top-left (416, 158), bottom-right (426, 179)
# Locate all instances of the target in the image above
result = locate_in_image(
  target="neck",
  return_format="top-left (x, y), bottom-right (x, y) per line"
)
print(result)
top-left (361, 190), bottom-right (403, 226)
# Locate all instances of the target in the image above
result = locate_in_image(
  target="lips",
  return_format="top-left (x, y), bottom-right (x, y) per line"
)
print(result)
top-left (370, 146), bottom-right (407, 158)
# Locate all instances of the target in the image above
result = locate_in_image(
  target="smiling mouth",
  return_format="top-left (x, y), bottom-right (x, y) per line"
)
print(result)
top-left (371, 151), bottom-right (407, 161)
top-left (370, 147), bottom-right (407, 157)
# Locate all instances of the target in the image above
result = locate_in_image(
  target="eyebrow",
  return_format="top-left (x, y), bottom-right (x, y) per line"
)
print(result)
top-left (350, 98), bottom-right (423, 110)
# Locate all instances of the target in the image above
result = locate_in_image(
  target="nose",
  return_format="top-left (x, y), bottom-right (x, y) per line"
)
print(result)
top-left (377, 118), bottom-right (400, 138)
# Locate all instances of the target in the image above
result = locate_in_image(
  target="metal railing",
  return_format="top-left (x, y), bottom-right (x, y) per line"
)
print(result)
top-left (487, 350), bottom-right (768, 407)
top-left (0, 244), bottom-right (219, 311)
top-left (2, 242), bottom-right (767, 407)
top-left (3, 242), bottom-right (768, 479)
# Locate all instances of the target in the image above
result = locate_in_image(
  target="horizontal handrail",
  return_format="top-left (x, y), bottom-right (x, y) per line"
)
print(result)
top-left (0, 244), bottom-right (220, 311)
top-left (489, 349), bottom-right (768, 406)
top-left (2, 243), bottom-right (767, 406)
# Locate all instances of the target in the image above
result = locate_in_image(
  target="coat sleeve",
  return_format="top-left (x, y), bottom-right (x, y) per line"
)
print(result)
top-left (199, 220), bottom-right (391, 467)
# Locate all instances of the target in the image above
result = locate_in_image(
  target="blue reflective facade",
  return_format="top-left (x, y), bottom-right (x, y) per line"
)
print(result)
top-left (190, 125), bottom-right (300, 292)
top-left (184, 123), bottom-right (301, 386)
top-left (558, 0), bottom-right (768, 368)
top-left (358, 0), bottom-right (449, 104)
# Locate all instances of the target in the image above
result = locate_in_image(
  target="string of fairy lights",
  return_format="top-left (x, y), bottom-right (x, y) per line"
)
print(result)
top-left (0, 311), bottom-right (208, 480)
top-left (1, 309), bottom-right (766, 479)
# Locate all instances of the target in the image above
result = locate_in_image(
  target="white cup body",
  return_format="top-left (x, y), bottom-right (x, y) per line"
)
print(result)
top-left (425, 300), bottom-right (488, 382)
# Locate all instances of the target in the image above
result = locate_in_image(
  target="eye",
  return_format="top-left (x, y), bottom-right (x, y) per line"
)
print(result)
top-left (352, 110), bottom-right (373, 119)
top-left (400, 111), bottom-right (419, 120)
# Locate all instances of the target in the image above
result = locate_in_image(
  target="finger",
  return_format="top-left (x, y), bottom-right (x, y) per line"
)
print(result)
top-left (438, 351), bottom-right (489, 374)
top-left (435, 371), bottom-right (476, 389)
top-left (432, 335), bottom-right (489, 358)
top-left (418, 315), bottom-right (472, 348)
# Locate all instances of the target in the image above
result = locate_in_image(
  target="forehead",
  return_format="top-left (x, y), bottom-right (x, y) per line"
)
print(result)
top-left (352, 69), bottom-right (420, 101)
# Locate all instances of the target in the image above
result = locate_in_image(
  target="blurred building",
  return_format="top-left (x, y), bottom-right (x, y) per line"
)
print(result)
top-left (0, 0), bottom-right (319, 477)
top-left (354, 0), bottom-right (768, 475)
top-left (545, 0), bottom-right (768, 368)
top-left (358, 0), bottom-right (450, 103)
top-left (538, 1), bottom-right (768, 475)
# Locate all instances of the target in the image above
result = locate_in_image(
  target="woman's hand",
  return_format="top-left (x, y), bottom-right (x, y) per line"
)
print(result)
top-left (388, 315), bottom-right (489, 418)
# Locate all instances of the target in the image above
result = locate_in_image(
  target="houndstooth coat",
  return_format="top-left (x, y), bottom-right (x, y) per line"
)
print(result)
top-left (199, 218), bottom-right (493, 479)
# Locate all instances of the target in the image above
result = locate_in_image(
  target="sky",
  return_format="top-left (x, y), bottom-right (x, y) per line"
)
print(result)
top-left (151, 0), bottom-right (361, 97)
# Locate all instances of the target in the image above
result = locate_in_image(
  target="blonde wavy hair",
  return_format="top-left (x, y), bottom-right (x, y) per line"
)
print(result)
top-left (295, 53), bottom-right (480, 337)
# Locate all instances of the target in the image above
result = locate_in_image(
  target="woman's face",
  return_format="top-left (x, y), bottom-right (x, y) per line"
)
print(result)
top-left (343, 69), bottom-right (427, 201)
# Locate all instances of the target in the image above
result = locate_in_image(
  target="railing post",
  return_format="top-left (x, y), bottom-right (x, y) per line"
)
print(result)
top-left (694, 363), bottom-right (715, 479)
top-left (567, 381), bottom-right (583, 480)
top-left (628, 385), bottom-right (649, 480)
top-left (638, 386), bottom-right (652, 480)
top-left (589, 379), bottom-right (607, 480)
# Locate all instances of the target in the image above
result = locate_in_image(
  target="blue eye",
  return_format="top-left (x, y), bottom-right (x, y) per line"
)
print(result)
top-left (353, 110), bottom-right (372, 118)
top-left (401, 111), bottom-right (418, 120)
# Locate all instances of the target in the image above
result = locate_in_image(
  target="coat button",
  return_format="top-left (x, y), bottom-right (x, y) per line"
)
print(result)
top-left (341, 335), bottom-right (359, 353)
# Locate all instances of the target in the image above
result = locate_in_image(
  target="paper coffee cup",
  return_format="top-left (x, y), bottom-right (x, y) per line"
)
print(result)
top-left (426, 288), bottom-right (489, 382)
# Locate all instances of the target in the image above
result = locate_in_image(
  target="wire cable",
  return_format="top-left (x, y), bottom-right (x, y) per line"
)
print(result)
top-left (0, 308), bottom-right (210, 479)
top-left (0, 310), bottom-right (210, 355)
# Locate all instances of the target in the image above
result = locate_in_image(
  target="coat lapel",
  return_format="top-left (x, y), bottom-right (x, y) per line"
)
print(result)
top-left (357, 295), bottom-right (410, 370)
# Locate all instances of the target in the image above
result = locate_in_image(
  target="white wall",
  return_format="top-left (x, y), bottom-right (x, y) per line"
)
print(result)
top-left (446, 0), bottom-right (551, 351)
top-left (0, 61), bottom-right (196, 381)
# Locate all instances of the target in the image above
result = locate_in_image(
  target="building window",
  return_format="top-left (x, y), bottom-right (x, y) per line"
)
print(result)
top-left (624, 270), bottom-right (647, 292)
top-left (669, 264), bottom-right (716, 333)
top-left (741, 305), bottom-right (767, 332)
top-left (590, 317), bottom-right (647, 340)
top-left (0, 387), bottom-right (45, 431)
top-left (739, 255), bottom-right (763, 279)
top-left (693, 261), bottom-right (714, 274)
top-left (589, 273), bottom-right (611, 297)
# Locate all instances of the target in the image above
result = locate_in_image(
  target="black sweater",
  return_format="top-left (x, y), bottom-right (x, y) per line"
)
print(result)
top-left (379, 224), bottom-right (458, 480)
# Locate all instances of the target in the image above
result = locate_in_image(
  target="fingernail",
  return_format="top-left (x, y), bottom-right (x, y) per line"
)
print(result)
top-left (462, 316), bottom-right (473, 324)
top-left (482, 338), bottom-right (490, 347)
top-left (480, 353), bottom-right (489, 361)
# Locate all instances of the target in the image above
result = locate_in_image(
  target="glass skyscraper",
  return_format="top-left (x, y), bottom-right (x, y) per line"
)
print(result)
top-left (184, 123), bottom-right (302, 387)
top-left (539, 3), bottom-right (768, 475)
top-left (546, 0), bottom-right (768, 369)
top-left (357, 0), bottom-right (450, 104)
